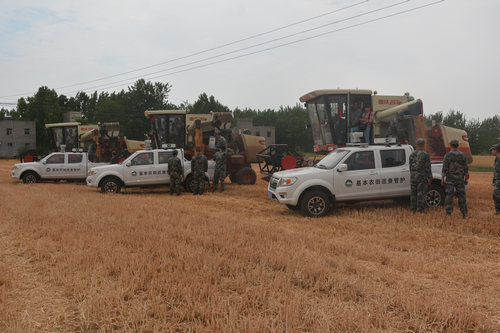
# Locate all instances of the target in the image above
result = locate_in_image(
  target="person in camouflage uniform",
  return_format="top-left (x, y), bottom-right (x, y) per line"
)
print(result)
top-left (191, 146), bottom-right (208, 195)
top-left (441, 139), bottom-right (468, 217)
top-left (214, 130), bottom-right (227, 151)
top-left (212, 147), bottom-right (234, 193)
top-left (409, 138), bottom-right (432, 214)
top-left (387, 110), bottom-right (409, 144)
top-left (168, 149), bottom-right (182, 196)
top-left (88, 139), bottom-right (100, 163)
top-left (490, 144), bottom-right (500, 215)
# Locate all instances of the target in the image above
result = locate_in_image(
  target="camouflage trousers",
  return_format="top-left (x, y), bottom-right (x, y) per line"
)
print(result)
top-left (169, 171), bottom-right (181, 195)
top-left (493, 182), bottom-right (500, 213)
top-left (444, 181), bottom-right (467, 215)
top-left (212, 168), bottom-right (227, 192)
top-left (410, 181), bottom-right (428, 213)
top-left (193, 170), bottom-right (206, 195)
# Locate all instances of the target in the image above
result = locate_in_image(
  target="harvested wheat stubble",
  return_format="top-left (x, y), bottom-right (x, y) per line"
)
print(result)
top-left (0, 160), bottom-right (499, 332)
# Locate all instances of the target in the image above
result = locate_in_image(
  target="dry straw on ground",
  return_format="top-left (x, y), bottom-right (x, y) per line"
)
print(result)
top-left (1, 159), bottom-right (499, 332)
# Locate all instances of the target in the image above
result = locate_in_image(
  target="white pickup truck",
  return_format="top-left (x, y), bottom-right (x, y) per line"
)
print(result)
top-left (268, 144), bottom-right (465, 217)
top-left (86, 148), bottom-right (215, 193)
top-left (11, 151), bottom-right (106, 183)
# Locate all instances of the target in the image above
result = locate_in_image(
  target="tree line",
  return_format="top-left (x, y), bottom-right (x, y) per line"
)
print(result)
top-left (0, 79), bottom-right (497, 154)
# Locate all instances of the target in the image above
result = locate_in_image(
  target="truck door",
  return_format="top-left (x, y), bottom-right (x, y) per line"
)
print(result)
top-left (156, 151), bottom-right (172, 184)
top-left (40, 153), bottom-right (67, 179)
top-left (334, 150), bottom-right (380, 200)
top-left (67, 153), bottom-right (85, 179)
top-left (378, 148), bottom-right (410, 197)
top-left (124, 152), bottom-right (157, 185)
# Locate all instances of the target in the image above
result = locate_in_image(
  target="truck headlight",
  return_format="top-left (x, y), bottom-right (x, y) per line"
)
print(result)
top-left (90, 169), bottom-right (99, 176)
top-left (279, 177), bottom-right (297, 187)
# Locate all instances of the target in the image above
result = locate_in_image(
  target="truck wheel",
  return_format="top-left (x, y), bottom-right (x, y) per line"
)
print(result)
top-left (300, 191), bottom-right (330, 218)
top-left (285, 204), bottom-right (301, 210)
top-left (184, 175), bottom-right (194, 192)
top-left (22, 172), bottom-right (38, 184)
top-left (229, 173), bottom-right (238, 183)
top-left (101, 178), bottom-right (121, 194)
top-left (425, 184), bottom-right (445, 207)
top-left (236, 167), bottom-right (257, 185)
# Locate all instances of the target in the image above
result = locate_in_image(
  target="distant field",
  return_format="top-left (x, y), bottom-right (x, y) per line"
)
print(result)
top-left (1, 158), bottom-right (499, 332)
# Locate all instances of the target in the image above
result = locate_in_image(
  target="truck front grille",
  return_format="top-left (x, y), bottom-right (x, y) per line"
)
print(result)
top-left (269, 177), bottom-right (279, 191)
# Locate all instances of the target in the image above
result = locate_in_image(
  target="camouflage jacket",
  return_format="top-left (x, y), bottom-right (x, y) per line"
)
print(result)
top-left (387, 111), bottom-right (407, 141)
top-left (168, 156), bottom-right (182, 174)
top-left (442, 149), bottom-right (468, 182)
top-left (214, 149), bottom-right (234, 170)
top-left (191, 153), bottom-right (208, 174)
top-left (409, 148), bottom-right (432, 182)
top-left (215, 135), bottom-right (227, 150)
top-left (494, 155), bottom-right (500, 184)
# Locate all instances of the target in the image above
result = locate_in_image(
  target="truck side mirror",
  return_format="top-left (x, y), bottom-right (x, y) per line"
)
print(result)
top-left (42, 161), bottom-right (46, 165)
top-left (126, 162), bottom-right (131, 167)
top-left (337, 163), bottom-right (347, 172)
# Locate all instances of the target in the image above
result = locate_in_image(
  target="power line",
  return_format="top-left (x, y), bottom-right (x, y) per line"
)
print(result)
top-left (0, 0), bottom-right (369, 99)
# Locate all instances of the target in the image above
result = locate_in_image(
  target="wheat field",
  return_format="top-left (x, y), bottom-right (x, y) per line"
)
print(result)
top-left (1, 158), bottom-right (499, 332)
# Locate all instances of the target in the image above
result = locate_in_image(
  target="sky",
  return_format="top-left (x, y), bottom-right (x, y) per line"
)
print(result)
top-left (0, 0), bottom-right (499, 121)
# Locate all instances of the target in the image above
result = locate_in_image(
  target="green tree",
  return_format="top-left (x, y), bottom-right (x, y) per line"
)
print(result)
top-left (190, 93), bottom-right (230, 114)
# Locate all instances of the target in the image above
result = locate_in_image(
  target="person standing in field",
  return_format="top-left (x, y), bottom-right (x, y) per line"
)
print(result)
top-left (490, 144), bottom-right (500, 215)
top-left (214, 130), bottom-right (227, 151)
top-left (409, 138), bottom-right (432, 214)
top-left (387, 110), bottom-right (410, 144)
top-left (168, 149), bottom-right (182, 196)
top-left (441, 139), bottom-right (468, 217)
top-left (191, 146), bottom-right (208, 195)
top-left (212, 147), bottom-right (234, 194)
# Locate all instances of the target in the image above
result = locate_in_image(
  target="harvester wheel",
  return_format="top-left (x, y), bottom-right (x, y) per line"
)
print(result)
top-left (236, 167), bottom-right (257, 185)
top-left (101, 178), bottom-right (121, 194)
top-left (300, 191), bottom-right (330, 218)
top-left (425, 184), bottom-right (445, 208)
top-left (22, 172), bottom-right (38, 184)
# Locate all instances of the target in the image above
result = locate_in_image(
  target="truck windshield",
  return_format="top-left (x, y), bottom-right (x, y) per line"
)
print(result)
top-left (306, 95), bottom-right (348, 147)
top-left (316, 149), bottom-right (349, 168)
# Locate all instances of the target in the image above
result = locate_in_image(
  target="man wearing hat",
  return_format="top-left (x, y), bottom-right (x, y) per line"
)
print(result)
top-left (409, 138), bottom-right (432, 214)
top-left (167, 149), bottom-right (182, 196)
top-left (441, 139), bottom-right (468, 217)
top-left (214, 130), bottom-right (227, 151)
top-left (191, 146), bottom-right (208, 195)
top-left (212, 147), bottom-right (234, 194)
top-left (490, 144), bottom-right (500, 215)
top-left (387, 110), bottom-right (410, 145)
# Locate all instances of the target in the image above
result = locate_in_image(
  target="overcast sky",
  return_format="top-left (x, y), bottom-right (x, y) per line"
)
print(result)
top-left (1, 0), bottom-right (499, 121)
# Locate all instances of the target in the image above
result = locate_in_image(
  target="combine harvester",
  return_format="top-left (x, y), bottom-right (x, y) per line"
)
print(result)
top-left (300, 89), bottom-right (473, 163)
top-left (145, 110), bottom-right (266, 185)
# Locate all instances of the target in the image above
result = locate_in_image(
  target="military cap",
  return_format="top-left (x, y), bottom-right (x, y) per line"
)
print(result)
top-left (195, 146), bottom-right (201, 151)
top-left (416, 138), bottom-right (425, 145)
top-left (172, 149), bottom-right (178, 155)
top-left (489, 144), bottom-right (500, 152)
top-left (214, 130), bottom-right (221, 135)
top-left (450, 139), bottom-right (459, 146)
top-left (213, 148), bottom-right (220, 153)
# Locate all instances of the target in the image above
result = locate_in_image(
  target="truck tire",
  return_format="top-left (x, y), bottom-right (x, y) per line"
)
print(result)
top-left (300, 190), bottom-right (330, 218)
top-left (101, 178), bottom-right (121, 194)
top-left (236, 167), bottom-right (257, 185)
top-left (22, 171), bottom-right (38, 184)
top-left (184, 174), bottom-right (194, 192)
top-left (425, 184), bottom-right (445, 207)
